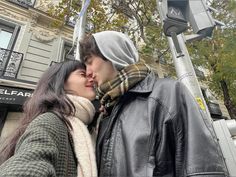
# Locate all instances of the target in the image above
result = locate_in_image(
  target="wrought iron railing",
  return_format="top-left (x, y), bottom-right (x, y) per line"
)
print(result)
top-left (0, 48), bottom-right (23, 78)
top-left (9, 0), bottom-right (35, 8)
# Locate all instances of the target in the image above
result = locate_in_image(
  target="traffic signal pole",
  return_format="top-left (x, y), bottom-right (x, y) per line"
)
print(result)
top-left (167, 34), bottom-right (212, 120)
top-left (157, 0), bottom-right (212, 121)
top-left (157, 0), bottom-right (236, 175)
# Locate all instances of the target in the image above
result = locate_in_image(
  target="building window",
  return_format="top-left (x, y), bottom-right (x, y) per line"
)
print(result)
top-left (0, 30), bottom-right (13, 49)
top-left (63, 43), bottom-right (75, 61)
top-left (0, 20), bottom-right (20, 50)
top-left (9, 0), bottom-right (36, 8)
top-left (0, 20), bottom-right (21, 78)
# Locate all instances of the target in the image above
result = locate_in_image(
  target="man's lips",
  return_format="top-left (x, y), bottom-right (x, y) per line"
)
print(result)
top-left (86, 85), bottom-right (93, 88)
top-left (86, 84), bottom-right (98, 90)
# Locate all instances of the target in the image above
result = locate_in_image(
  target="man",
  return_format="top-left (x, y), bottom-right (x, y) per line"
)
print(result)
top-left (79, 31), bottom-right (228, 177)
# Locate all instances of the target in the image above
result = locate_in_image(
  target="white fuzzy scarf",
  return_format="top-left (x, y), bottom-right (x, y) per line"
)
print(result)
top-left (66, 94), bottom-right (97, 177)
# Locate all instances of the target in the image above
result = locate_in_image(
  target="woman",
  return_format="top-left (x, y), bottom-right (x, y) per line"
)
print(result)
top-left (0, 60), bottom-right (97, 177)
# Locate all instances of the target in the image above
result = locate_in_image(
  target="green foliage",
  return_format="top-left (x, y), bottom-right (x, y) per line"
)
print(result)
top-left (87, 1), bottom-right (128, 32)
top-left (48, 0), bottom-right (171, 62)
top-left (47, 0), bottom-right (81, 27)
top-left (47, 0), bottom-right (235, 116)
top-left (47, 0), bottom-right (128, 31)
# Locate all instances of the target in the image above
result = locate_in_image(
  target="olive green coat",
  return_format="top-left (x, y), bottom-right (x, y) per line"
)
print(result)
top-left (0, 112), bottom-right (77, 177)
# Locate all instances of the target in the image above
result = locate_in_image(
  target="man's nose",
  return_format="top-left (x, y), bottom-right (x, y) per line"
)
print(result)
top-left (86, 69), bottom-right (92, 77)
top-left (86, 69), bottom-right (94, 81)
top-left (87, 74), bottom-right (94, 83)
top-left (86, 66), bottom-right (92, 76)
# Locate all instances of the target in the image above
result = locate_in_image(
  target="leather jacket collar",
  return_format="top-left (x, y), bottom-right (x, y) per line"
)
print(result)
top-left (129, 72), bottom-right (156, 93)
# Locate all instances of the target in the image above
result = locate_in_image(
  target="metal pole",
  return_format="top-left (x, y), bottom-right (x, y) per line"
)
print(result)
top-left (157, 0), bottom-right (212, 121)
top-left (75, 0), bottom-right (88, 60)
top-left (167, 34), bottom-right (212, 121)
top-left (157, 1), bottom-right (236, 175)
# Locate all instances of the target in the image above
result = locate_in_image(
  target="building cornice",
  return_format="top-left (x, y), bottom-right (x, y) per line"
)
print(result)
top-left (0, 78), bottom-right (36, 90)
top-left (0, 0), bottom-right (74, 35)
top-left (0, 0), bottom-right (29, 23)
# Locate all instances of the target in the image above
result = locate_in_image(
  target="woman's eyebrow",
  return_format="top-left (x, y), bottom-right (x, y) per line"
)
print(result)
top-left (76, 70), bottom-right (86, 74)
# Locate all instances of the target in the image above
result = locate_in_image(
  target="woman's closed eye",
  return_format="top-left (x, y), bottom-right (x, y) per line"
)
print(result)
top-left (78, 71), bottom-right (86, 77)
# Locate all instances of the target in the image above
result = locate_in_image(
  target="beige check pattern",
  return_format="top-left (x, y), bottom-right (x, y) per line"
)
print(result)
top-left (97, 62), bottom-right (151, 109)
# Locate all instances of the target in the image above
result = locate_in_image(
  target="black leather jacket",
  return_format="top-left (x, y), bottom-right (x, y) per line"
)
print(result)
top-left (96, 72), bottom-right (228, 177)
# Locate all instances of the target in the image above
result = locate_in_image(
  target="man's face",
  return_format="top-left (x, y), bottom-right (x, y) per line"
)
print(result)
top-left (85, 55), bottom-right (118, 86)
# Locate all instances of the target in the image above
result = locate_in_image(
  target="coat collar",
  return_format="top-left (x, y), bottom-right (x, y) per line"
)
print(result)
top-left (128, 72), bottom-right (156, 93)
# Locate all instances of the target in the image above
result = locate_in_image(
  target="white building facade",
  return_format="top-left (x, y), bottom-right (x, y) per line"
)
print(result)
top-left (0, 0), bottom-right (74, 141)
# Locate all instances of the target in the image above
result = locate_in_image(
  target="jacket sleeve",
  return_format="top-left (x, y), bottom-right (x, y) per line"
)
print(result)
top-left (168, 82), bottom-right (228, 176)
top-left (0, 113), bottom-right (66, 177)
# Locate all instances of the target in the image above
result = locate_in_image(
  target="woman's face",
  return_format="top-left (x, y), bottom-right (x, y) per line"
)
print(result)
top-left (64, 69), bottom-right (96, 101)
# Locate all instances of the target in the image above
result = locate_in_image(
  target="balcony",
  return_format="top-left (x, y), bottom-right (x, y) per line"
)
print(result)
top-left (9, 0), bottom-right (35, 8)
top-left (0, 48), bottom-right (23, 79)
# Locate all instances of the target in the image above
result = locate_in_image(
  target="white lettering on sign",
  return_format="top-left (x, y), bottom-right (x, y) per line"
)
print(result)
top-left (18, 92), bottom-right (24, 96)
top-left (25, 93), bottom-right (31, 97)
top-left (0, 89), bottom-right (32, 97)
top-left (0, 89), bottom-right (4, 94)
top-left (11, 91), bottom-right (18, 95)
top-left (4, 90), bottom-right (11, 95)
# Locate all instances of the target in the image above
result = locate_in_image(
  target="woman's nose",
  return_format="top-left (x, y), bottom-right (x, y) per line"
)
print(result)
top-left (87, 75), bottom-right (94, 83)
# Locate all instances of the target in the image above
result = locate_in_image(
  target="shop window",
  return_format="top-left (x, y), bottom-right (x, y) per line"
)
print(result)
top-left (0, 107), bottom-right (7, 140)
top-left (0, 112), bottom-right (22, 142)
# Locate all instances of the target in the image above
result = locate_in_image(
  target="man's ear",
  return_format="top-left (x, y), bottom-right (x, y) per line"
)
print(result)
top-left (110, 61), bottom-right (119, 74)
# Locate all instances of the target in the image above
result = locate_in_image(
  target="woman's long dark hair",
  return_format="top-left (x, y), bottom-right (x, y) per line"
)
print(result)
top-left (0, 60), bottom-right (85, 164)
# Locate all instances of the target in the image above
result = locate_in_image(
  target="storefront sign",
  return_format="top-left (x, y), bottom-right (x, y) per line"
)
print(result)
top-left (0, 86), bottom-right (33, 105)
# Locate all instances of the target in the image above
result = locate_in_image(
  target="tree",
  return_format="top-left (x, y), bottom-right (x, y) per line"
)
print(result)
top-left (47, 0), bottom-right (128, 32)
top-left (188, 0), bottom-right (236, 119)
top-left (48, 0), bottom-right (172, 75)
top-left (107, 0), bottom-right (172, 75)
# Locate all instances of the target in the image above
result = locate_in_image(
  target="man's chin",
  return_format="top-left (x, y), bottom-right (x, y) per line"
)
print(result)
top-left (93, 82), bottom-right (99, 89)
top-left (95, 81), bottom-right (102, 87)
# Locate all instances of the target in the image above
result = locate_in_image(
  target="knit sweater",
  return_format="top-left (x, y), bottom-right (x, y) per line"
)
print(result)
top-left (0, 112), bottom-right (77, 177)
